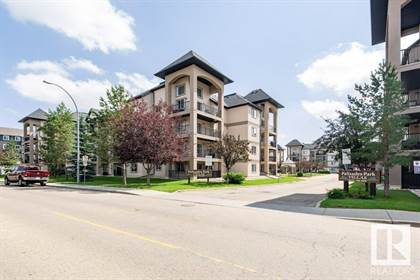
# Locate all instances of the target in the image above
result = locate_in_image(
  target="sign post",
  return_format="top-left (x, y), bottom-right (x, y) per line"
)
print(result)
top-left (342, 148), bottom-right (351, 168)
top-left (338, 169), bottom-right (381, 196)
top-left (82, 155), bottom-right (88, 185)
top-left (205, 156), bottom-right (212, 183)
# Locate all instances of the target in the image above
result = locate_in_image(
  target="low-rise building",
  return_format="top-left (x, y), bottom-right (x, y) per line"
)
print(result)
top-left (19, 109), bottom-right (47, 166)
top-left (0, 127), bottom-right (23, 173)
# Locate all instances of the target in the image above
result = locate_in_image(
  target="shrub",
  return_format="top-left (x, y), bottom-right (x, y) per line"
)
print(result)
top-left (349, 183), bottom-right (372, 199)
top-left (318, 170), bottom-right (331, 174)
top-left (296, 172), bottom-right (304, 177)
top-left (327, 188), bottom-right (347, 199)
top-left (223, 172), bottom-right (245, 184)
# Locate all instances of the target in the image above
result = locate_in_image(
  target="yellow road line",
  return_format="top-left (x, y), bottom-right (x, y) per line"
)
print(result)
top-left (54, 211), bottom-right (257, 274)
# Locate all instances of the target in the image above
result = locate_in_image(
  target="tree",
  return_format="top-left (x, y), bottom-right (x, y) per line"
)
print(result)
top-left (0, 140), bottom-right (19, 167)
top-left (92, 85), bottom-right (130, 175)
top-left (211, 134), bottom-right (250, 181)
top-left (112, 100), bottom-right (183, 185)
top-left (40, 103), bottom-right (75, 176)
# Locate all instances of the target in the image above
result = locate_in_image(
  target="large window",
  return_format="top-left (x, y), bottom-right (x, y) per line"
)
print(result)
top-left (131, 163), bottom-right (138, 173)
top-left (250, 108), bottom-right (257, 119)
top-left (251, 146), bottom-right (257, 155)
top-left (251, 164), bottom-right (257, 172)
top-left (251, 127), bottom-right (257, 137)
top-left (176, 98), bottom-right (186, 110)
top-left (176, 85), bottom-right (185, 97)
top-left (3, 135), bottom-right (9, 141)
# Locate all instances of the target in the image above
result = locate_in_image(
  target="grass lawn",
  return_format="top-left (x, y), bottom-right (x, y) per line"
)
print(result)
top-left (321, 182), bottom-right (420, 212)
top-left (49, 175), bottom-right (302, 192)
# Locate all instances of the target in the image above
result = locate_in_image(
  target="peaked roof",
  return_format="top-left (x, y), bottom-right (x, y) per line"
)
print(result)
top-left (303, 143), bottom-right (316, 150)
top-left (154, 51), bottom-right (233, 85)
top-left (224, 93), bottom-right (261, 110)
top-left (19, 108), bottom-right (47, 123)
top-left (277, 144), bottom-right (284, 151)
top-left (245, 89), bottom-right (284, 109)
top-left (286, 139), bottom-right (303, 147)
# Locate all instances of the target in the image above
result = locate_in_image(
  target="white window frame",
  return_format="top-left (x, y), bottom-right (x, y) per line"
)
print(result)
top-left (251, 108), bottom-right (257, 119)
top-left (176, 84), bottom-right (186, 97)
top-left (251, 164), bottom-right (257, 172)
top-left (176, 98), bottom-right (186, 110)
top-left (15, 136), bottom-right (21, 141)
top-left (3, 135), bottom-right (9, 141)
top-left (251, 127), bottom-right (257, 137)
top-left (251, 146), bottom-right (257, 155)
top-left (131, 163), bottom-right (138, 173)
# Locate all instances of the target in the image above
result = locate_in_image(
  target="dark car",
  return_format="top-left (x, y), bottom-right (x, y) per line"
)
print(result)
top-left (4, 166), bottom-right (49, 186)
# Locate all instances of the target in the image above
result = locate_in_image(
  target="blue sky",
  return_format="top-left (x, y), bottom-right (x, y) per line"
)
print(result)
top-left (0, 0), bottom-right (407, 146)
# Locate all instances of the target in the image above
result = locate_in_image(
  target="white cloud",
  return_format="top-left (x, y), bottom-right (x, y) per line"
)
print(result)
top-left (17, 60), bottom-right (68, 76)
top-left (297, 42), bottom-right (384, 94)
top-left (63, 56), bottom-right (104, 75)
top-left (1, 0), bottom-right (136, 53)
top-left (116, 72), bottom-right (160, 95)
top-left (301, 99), bottom-right (348, 120)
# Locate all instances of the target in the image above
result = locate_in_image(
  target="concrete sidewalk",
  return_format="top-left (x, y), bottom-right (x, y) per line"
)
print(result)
top-left (46, 181), bottom-right (420, 225)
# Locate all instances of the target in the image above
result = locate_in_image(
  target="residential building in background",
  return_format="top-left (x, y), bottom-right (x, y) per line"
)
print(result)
top-left (133, 51), bottom-right (283, 178)
top-left (285, 139), bottom-right (303, 162)
top-left (370, 0), bottom-right (420, 188)
top-left (0, 127), bottom-right (23, 173)
top-left (19, 109), bottom-right (47, 166)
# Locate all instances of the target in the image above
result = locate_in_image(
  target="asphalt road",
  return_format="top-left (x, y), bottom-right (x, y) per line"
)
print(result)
top-left (1, 180), bottom-right (419, 280)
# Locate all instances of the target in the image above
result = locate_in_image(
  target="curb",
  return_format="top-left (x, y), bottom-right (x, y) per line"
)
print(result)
top-left (47, 184), bottom-right (138, 195)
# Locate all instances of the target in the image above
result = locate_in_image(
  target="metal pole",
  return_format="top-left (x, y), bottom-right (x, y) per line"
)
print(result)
top-left (43, 80), bottom-right (80, 184)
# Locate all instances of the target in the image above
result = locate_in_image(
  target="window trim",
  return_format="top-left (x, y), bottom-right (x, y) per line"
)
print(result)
top-left (176, 84), bottom-right (186, 97)
top-left (197, 88), bottom-right (203, 99)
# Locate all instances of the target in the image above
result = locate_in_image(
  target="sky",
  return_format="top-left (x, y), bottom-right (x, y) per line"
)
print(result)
top-left (0, 0), bottom-right (418, 146)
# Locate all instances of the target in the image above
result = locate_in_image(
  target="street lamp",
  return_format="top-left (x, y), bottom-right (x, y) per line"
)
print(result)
top-left (43, 80), bottom-right (80, 184)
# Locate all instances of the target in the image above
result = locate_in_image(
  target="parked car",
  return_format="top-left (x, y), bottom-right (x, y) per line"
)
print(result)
top-left (4, 166), bottom-right (49, 186)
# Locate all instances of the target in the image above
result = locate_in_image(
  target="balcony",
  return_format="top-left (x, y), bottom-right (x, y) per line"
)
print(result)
top-left (197, 125), bottom-right (220, 138)
top-left (197, 102), bottom-right (220, 117)
top-left (269, 156), bottom-right (276, 162)
top-left (175, 124), bottom-right (190, 135)
top-left (401, 45), bottom-right (420, 66)
top-left (172, 101), bottom-right (190, 114)
top-left (197, 148), bottom-right (219, 158)
top-left (402, 133), bottom-right (420, 150)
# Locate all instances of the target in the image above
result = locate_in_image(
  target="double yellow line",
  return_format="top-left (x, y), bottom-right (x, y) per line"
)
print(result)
top-left (54, 212), bottom-right (258, 274)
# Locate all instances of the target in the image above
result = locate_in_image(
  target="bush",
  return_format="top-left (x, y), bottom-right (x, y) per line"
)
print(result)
top-left (223, 172), bottom-right (245, 184)
top-left (318, 170), bottom-right (331, 174)
top-left (296, 172), bottom-right (304, 177)
top-left (327, 188), bottom-right (347, 199)
top-left (349, 183), bottom-right (372, 199)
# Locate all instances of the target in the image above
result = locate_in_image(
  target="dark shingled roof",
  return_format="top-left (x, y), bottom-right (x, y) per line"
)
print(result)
top-left (224, 93), bottom-right (261, 110)
top-left (154, 51), bottom-right (233, 85)
top-left (244, 89), bottom-right (284, 109)
top-left (277, 144), bottom-right (284, 151)
top-left (286, 139), bottom-right (303, 147)
top-left (19, 108), bottom-right (47, 123)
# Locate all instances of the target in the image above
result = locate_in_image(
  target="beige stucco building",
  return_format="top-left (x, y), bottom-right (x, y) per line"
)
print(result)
top-left (132, 51), bottom-right (283, 178)
top-left (19, 109), bottom-right (47, 166)
top-left (370, 0), bottom-right (420, 188)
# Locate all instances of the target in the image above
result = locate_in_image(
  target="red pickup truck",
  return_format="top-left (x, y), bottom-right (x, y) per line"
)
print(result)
top-left (4, 166), bottom-right (49, 186)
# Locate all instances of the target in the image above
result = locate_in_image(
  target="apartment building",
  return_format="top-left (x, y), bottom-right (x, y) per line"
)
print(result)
top-left (132, 51), bottom-right (283, 178)
top-left (285, 139), bottom-right (303, 162)
top-left (0, 127), bottom-right (23, 173)
top-left (370, 0), bottom-right (420, 188)
top-left (19, 108), bottom-right (47, 166)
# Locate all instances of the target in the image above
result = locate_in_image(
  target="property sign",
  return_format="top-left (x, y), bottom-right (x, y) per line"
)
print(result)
top-left (414, 161), bottom-right (420, 174)
top-left (338, 170), bottom-right (381, 183)
top-left (342, 148), bottom-right (351, 165)
top-left (205, 156), bottom-right (213, 167)
top-left (82, 155), bottom-right (89, 167)
top-left (187, 170), bottom-right (211, 177)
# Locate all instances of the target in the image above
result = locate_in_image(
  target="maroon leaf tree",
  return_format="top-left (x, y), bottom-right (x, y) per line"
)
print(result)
top-left (112, 100), bottom-right (184, 185)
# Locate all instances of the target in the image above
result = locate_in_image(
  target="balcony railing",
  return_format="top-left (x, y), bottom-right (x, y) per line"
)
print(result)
top-left (172, 101), bottom-right (190, 113)
top-left (197, 125), bottom-right (220, 138)
top-left (197, 148), bottom-right (219, 158)
top-left (175, 124), bottom-right (190, 135)
top-left (269, 156), bottom-right (277, 162)
top-left (402, 133), bottom-right (420, 150)
top-left (168, 170), bottom-right (187, 179)
top-left (401, 45), bottom-right (420, 65)
top-left (197, 102), bottom-right (220, 117)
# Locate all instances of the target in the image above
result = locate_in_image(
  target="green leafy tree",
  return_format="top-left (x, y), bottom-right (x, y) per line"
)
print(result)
top-left (0, 140), bottom-right (19, 167)
top-left (92, 85), bottom-right (130, 175)
top-left (40, 103), bottom-right (75, 176)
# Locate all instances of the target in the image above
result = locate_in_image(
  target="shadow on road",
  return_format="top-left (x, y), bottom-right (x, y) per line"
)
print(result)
top-left (0, 185), bottom-right (105, 195)
top-left (247, 193), bottom-right (326, 210)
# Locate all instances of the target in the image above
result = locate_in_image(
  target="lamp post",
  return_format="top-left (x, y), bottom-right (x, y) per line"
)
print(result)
top-left (43, 80), bottom-right (80, 184)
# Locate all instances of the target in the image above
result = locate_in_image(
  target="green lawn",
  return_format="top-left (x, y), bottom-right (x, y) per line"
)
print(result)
top-left (321, 182), bottom-right (420, 212)
top-left (49, 175), bottom-right (302, 192)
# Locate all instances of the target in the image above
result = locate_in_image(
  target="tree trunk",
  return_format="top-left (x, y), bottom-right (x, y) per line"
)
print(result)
top-left (226, 167), bottom-right (230, 184)
top-left (123, 163), bottom-right (127, 186)
top-left (383, 166), bottom-right (390, 197)
top-left (147, 173), bottom-right (151, 186)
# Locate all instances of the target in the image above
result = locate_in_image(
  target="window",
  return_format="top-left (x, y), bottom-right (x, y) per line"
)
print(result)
top-left (3, 135), bottom-right (9, 141)
top-left (197, 88), bottom-right (203, 99)
top-left (156, 165), bottom-right (161, 171)
top-left (251, 146), bottom-right (257, 155)
top-left (250, 108), bottom-right (257, 119)
top-left (131, 163), bottom-right (138, 172)
top-left (251, 127), bottom-right (257, 137)
top-left (15, 136), bottom-right (21, 141)
top-left (251, 164), bottom-right (257, 172)
top-left (176, 85), bottom-right (185, 97)
top-left (176, 98), bottom-right (186, 110)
